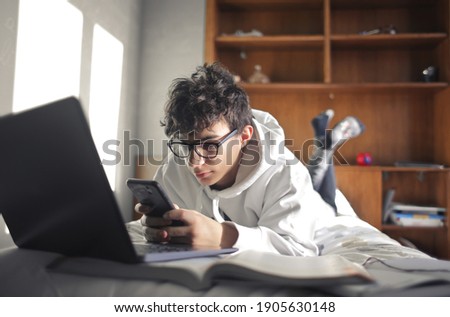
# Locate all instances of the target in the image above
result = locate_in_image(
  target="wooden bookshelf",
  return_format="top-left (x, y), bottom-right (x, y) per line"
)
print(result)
top-left (205, 0), bottom-right (450, 259)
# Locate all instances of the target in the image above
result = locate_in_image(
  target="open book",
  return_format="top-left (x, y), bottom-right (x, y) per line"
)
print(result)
top-left (47, 250), bottom-right (373, 291)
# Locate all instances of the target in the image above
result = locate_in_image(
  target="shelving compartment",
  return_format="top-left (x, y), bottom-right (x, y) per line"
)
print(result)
top-left (217, 0), bottom-right (324, 36)
top-left (382, 170), bottom-right (448, 213)
top-left (214, 0), bottom-right (325, 83)
top-left (332, 46), bottom-right (443, 83)
top-left (330, 0), bottom-right (448, 85)
top-left (383, 225), bottom-right (448, 259)
top-left (331, 0), bottom-right (444, 35)
top-left (219, 47), bottom-right (324, 83)
top-left (381, 169), bottom-right (449, 259)
top-left (335, 166), bottom-right (450, 259)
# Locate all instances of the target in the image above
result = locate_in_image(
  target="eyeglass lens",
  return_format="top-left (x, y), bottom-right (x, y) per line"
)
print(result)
top-left (170, 143), bottom-right (218, 159)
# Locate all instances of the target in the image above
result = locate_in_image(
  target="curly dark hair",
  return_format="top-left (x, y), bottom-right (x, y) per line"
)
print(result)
top-left (161, 63), bottom-right (253, 138)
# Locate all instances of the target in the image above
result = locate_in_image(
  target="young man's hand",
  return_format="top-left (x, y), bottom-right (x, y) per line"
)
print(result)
top-left (135, 203), bottom-right (173, 242)
top-left (136, 203), bottom-right (237, 248)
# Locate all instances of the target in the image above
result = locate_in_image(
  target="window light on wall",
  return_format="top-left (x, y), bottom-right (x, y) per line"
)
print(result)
top-left (12, 0), bottom-right (83, 112)
top-left (89, 24), bottom-right (124, 191)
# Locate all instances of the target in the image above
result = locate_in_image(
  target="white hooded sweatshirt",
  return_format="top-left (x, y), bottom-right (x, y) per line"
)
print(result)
top-left (154, 109), bottom-right (335, 256)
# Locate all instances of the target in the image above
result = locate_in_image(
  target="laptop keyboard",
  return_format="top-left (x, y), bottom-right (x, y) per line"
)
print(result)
top-left (133, 242), bottom-right (192, 255)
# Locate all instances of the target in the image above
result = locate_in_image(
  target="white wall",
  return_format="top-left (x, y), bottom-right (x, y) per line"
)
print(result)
top-left (137, 0), bottom-right (206, 157)
top-left (0, 0), bottom-right (18, 116)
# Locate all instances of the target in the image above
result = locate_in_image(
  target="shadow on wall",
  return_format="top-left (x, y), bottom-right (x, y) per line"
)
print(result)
top-left (0, 215), bottom-right (14, 249)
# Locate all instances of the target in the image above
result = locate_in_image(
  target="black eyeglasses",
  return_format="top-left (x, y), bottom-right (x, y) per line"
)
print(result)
top-left (168, 129), bottom-right (238, 159)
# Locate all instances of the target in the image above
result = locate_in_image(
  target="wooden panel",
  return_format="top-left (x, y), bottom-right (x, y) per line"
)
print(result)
top-left (241, 82), bottom-right (448, 92)
top-left (324, 0), bottom-right (331, 83)
top-left (247, 91), bottom-right (435, 166)
top-left (331, 33), bottom-right (447, 47)
top-left (382, 227), bottom-right (449, 259)
top-left (332, 47), bottom-right (438, 83)
top-left (437, 39), bottom-right (450, 83)
top-left (382, 170), bottom-right (449, 207)
top-left (205, 0), bottom-right (218, 62)
top-left (218, 0), bottom-right (322, 9)
top-left (335, 167), bottom-right (382, 227)
top-left (218, 2), bottom-right (323, 35)
top-left (331, 3), bottom-right (440, 34)
top-left (216, 35), bottom-right (324, 48)
top-left (434, 89), bottom-right (450, 165)
top-left (219, 48), bottom-right (323, 83)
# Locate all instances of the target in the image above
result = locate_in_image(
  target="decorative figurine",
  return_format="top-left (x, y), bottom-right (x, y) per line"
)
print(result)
top-left (356, 152), bottom-right (373, 166)
top-left (359, 24), bottom-right (397, 35)
top-left (247, 65), bottom-right (270, 84)
top-left (422, 66), bottom-right (438, 82)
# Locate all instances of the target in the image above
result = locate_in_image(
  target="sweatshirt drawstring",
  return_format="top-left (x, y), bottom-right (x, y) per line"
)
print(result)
top-left (194, 187), bottom-right (203, 214)
top-left (212, 197), bottom-right (225, 223)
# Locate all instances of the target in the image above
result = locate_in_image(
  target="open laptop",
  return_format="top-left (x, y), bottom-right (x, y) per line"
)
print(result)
top-left (0, 97), bottom-right (237, 263)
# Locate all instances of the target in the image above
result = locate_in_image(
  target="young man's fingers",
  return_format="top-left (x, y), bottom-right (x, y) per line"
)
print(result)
top-left (165, 225), bottom-right (189, 238)
top-left (143, 226), bottom-right (170, 242)
top-left (163, 208), bottom-right (195, 224)
top-left (140, 214), bottom-right (172, 227)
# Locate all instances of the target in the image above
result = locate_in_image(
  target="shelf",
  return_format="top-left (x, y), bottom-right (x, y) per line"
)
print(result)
top-left (216, 35), bottom-right (324, 48)
top-left (331, 0), bottom-right (440, 9)
top-left (331, 33), bottom-right (448, 48)
top-left (216, 33), bottom-right (447, 49)
top-left (240, 82), bottom-right (448, 93)
top-left (219, 0), bottom-right (323, 10)
top-left (220, 0), bottom-right (438, 10)
top-left (336, 166), bottom-right (450, 172)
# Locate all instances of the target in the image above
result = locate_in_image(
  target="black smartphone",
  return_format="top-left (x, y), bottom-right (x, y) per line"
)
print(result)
top-left (126, 178), bottom-right (183, 226)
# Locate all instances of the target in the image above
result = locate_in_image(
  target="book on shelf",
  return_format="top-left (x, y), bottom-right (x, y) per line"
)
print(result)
top-left (394, 161), bottom-right (445, 169)
top-left (389, 212), bottom-right (445, 227)
top-left (382, 188), bottom-right (446, 226)
top-left (47, 249), bottom-right (374, 291)
top-left (390, 202), bottom-right (446, 215)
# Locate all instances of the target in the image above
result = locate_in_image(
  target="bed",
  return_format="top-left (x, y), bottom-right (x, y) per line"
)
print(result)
top-left (0, 191), bottom-right (449, 297)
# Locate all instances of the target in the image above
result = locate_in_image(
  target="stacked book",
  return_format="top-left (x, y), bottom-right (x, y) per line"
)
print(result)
top-left (387, 203), bottom-right (446, 227)
top-left (383, 190), bottom-right (447, 227)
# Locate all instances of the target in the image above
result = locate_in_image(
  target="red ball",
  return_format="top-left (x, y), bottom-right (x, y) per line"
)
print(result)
top-left (356, 152), bottom-right (372, 166)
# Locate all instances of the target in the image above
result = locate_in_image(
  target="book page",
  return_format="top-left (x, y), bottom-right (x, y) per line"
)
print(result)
top-left (208, 250), bottom-right (373, 283)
